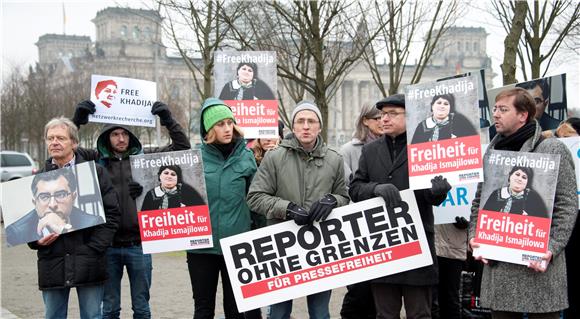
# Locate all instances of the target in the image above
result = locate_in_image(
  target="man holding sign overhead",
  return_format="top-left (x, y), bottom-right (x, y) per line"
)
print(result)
top-left (72, 98), bottom-right (190, 319)
top-left (469, 87), bottom-right (577, 318)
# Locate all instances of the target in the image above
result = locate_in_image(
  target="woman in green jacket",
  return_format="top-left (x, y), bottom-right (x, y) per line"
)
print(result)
top-left (187, 98), bottom-right (257, 319)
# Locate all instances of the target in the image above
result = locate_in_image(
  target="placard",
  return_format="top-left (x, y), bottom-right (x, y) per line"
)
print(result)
top-left (221, 191), bottom-right (432, 312)
top-left (130, 150), bottom-right (211, 253)
top-left (214, 51), bottom-right (278, 138)
top-left (405, 75), bottom-right (483, 189)
top-left (90, 74), bottom-right (157, 127)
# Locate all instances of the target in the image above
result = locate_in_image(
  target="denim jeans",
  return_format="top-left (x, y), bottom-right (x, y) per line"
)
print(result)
top-left (103, 245), bottom-right (153, 319)
top-left (42, 284), bottom-right (104, 319)
top-left (269, 290), bottom-right (331, 319)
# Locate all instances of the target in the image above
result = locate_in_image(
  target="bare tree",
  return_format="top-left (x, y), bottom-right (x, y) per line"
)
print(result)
top-left (499, 1), bottom-right (528, 85)
top-left (491, 0), bottom-right (580, 81)
top-left (361, 0), bottom-right (462, 96)
top-left (222, 0), bottom-right (390, 139)
top-left (157, 0), bottom-right (243, 100)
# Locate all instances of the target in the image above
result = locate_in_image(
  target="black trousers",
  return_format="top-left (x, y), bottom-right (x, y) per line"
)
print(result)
top-left (433, 256), bottom-right (462, 319)
top-left (187, 253), bottom-right (246, 319)
top-left (340, 280), bottom-right (376, 319)
top-left (372, 283), bottom-right (432, 319)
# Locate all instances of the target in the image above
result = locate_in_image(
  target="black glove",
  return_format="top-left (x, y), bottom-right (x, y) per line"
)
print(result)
top-left (128, 181), bottom-right (143, 200)
top-left (309, 194), bottom-right (338, 223)
top-left (430, 175), bottom-right (452, 197)
top-left (286, 202), bottom-right (310, 226)
top-left (374, 184), bottom-right (402, 207)
top-left (72, 100), bottom-right (96, 127)
top-left (454, 216), bottom-right (469, 230)
top-left (151, 101), bottom-right (175, 127)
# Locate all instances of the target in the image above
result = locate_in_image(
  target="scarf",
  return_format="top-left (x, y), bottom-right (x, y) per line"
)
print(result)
top-left (160, 185), bottom-right (179, 209)
top-left (235, 80), bottom-right (254, 100)
top-left (494, 121), bottom-right (536, 152)
top-left (501, 188), bottom-right (525, 213)
top-left (430, 116), bottom-right (450, 141)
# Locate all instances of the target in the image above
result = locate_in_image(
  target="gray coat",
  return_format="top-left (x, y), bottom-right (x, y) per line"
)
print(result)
top-left (469, 121), bottom-right (577, 313)
top-left (247, 136), bottom-right (350, 224)
top-left (339, 138), bottom-right (364, 184)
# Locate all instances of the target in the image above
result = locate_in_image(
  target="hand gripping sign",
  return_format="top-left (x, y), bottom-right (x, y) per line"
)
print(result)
top-left (220, 190), bottom-right (433, 312)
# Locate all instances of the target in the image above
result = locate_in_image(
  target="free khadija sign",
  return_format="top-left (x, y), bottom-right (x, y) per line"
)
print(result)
top-left (473, 150), bottom-right (559, 265)
top-left (131, 150), bottom-right (212, 253)
top-left (405, 75), bottom-right (483, 190)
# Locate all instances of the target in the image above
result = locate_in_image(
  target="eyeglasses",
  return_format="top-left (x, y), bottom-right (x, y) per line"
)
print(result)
top-left (293, 119), bottom-right (320, 127)
top-left (36, 191), bottom-right (71, 204)
top-left (492, 106), bottom-right (511, 114)
top-left (381, 111), bottom-right (405, 119)
top-left (367, 116), bottom-right (382, 121)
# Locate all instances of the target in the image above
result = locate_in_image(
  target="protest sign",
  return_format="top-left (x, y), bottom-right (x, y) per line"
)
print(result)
top-left (405, 75), bottom-right (483, 190)
top-left (2, 162), bottom-right (105, 246)
top-left (558, 136), bottom-right (580, 208)
top-left (434, 183), bottom-right (478, 224)
top-left (89, 74), bottom-right (156, 127)
top-left (214, 51), bottom-right (278, 138)
top-left (486, 74), bottom-right (567, 135)
top-left (473, 150), bottom-right (559, 266)
top-left (130, 150), bottom-right (211, 253)
top-left (221, 191), bottom-right (432, 312)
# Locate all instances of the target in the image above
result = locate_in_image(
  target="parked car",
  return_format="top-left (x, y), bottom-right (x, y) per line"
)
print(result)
top-left (0, 151), bottom-right (38, 182)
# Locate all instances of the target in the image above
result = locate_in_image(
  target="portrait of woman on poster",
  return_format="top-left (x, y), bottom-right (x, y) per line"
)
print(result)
top-left (411, 93), bottom-right (478, 144)
top-left (482, 165), bottom-right (548, 218)
top-left (141, 165), bottom-right (205, 211)
top-left (218, 62), bottom-right (275, 100)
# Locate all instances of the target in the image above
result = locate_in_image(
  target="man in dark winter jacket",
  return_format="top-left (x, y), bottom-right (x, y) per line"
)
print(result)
top-left (31, 117), bottom-right (120, 319)
top-left (349, 94), bottom-right (451, 319)
top-left (72, 100), bottom-right (191, 319)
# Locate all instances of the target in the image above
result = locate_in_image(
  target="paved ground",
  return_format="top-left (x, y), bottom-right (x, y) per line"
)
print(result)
top-left (0, 227), bottom-right (347, 318)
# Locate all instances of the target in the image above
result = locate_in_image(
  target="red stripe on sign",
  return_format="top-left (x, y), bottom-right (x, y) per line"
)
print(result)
top-left (475, 210), bottom-right (551, 253)
top-left (408, 135), bottom-right (482, 177)
top-left (240, 240), bottom-right (422, 298)
top-left (223, 100), bottom-right (278, 128)
top-left (138, 205), bottom-right (211, 241)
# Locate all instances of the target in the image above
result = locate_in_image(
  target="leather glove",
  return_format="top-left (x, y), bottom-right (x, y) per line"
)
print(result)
top-left (72, 100), bottom-right (96, 127)
top-left (151, 101), bottom-right (176, 127)
top-left (309, 194), bottom-right (338, 223)
top-left (373, 184), bottom-right (402, 207)
top-left (453, 216), bottom-right (469, 230)
top-left (128, 181), bottom-right (143, 200)
top-left (286, 202), bottom-right (310, 226)
top-left (430, 175), bottom-right (452, 197)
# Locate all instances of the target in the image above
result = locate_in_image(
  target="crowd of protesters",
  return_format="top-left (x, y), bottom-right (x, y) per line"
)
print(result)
top-left (13, 81), bottom-right (580, 319)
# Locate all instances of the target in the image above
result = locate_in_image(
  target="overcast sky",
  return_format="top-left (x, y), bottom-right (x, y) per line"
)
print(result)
top-left (1, 0), bottom-right (578, 110)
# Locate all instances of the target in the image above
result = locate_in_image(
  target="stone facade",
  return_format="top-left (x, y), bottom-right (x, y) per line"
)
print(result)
top-left (36, 7), bottom-right (494, 146)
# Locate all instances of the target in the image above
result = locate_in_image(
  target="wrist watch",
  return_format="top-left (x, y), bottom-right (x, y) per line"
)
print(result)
top-left (61, 224), bottom-right (73, 234)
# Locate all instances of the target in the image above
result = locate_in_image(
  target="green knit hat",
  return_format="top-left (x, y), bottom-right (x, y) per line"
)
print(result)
top-left (203, 104), bottom-right (235, 131)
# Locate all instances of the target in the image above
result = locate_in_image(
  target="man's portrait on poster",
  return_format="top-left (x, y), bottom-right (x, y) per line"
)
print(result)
top-left (5, 168), bottom-right (104, 246)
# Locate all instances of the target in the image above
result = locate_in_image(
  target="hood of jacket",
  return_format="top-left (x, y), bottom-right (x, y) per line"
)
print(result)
top-left (96, 124), bottom-right (142, 159)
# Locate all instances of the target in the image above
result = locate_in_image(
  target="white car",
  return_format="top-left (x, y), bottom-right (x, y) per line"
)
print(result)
top-left (0, 151), bottom-right (38, 182)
